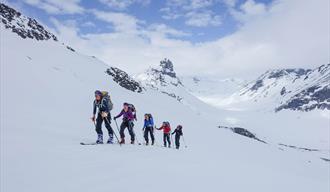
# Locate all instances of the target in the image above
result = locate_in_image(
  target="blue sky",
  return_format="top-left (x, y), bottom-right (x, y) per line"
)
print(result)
top-left (4, 0), bottom-right (329, 77)
top-left (7, 0), bottom-right (273, 42)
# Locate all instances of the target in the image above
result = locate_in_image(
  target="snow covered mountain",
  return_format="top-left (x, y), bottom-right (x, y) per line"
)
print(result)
top-left (181, 76), bottom-right (246, 106)
top-left (134, 58), bottom-right (246, 111)
top-left (135, 58), bottom-right (184, 101)
top-left (1, 3), bottom-right (329, 192)
top-left (136, 57), bottom-right (329, 113)
top-left (218, 65), bottom-right (330, 112)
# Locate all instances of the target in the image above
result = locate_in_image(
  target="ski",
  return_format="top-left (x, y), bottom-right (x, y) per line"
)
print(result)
top-left (80, 142), bottom-right (99, 145)
top-left (80, 142), bottom-right (122, 146)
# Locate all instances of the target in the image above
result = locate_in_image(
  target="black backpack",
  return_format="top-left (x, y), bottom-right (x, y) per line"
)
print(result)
top-left (126, 103), bottom-right (136, 112)
top-left (101, 91), bottom-right (113, 111)
top-left (146, 113), bottom-right (153, 119)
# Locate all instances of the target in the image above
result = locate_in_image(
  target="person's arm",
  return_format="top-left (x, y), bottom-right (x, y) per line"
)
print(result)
top-left (155, 126), bottom-right (162, 130)
top-left (150, 118), bottom-right (154, 127)
top-left (128, 110), bottom-right (136, 121)
top-left (143, 120), bottom-right (147, 129)
top-left (93, 100), bottom-right (97, 115)
top-left (114, 110), bottom-right (124, 119)
top-left (91, 100), bottom-right (97, 121)
top-left (171, 130), bottom-right (176, 135)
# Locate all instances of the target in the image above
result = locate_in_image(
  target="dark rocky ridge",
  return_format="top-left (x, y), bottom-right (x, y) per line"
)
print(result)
top-left (276, 64), bottom-right (330, 112)
top-left (1, 3), bottom-right (57, 41)
top-left (276, 85), bottom-right (330, 111)
top-left (278, 143), bottom-right (319, 152)
top-left (106, 67), bottom-right (143, 93)
top-left (218, 126), bottom-right (267, 144)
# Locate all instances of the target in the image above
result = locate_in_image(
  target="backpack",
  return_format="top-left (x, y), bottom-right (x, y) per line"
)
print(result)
top-left (102, 91), bottom-right (113, 111)
top-left (126, 103), bottom-right (136, 112)
top-left (164, 121), bottom-right (170, 127)
top-left (147, 113), bottom-right (153, 119)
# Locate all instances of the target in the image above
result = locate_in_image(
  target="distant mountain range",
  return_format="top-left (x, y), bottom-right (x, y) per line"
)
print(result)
top-left (2, 2), bottom-right (328, 113)
top-left (135, 58), bottom-right (329, 112)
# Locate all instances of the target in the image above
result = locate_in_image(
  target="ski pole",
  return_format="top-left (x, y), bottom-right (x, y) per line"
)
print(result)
top-left (182, 135), bottom-right (188, 148)
top-left (114, 119), bottom-right (121, 133)
top-left (104, 117), bottom-right (121, 145)
top-left (133, 124), bottom-right (141, 145)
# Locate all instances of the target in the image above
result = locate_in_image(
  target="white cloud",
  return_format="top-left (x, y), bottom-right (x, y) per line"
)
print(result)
top-left (229, 0), bottom-right (268, 22)
top-left (91, 9), bottom-right (142, 33)
top-left (23, 0), bottom-right (84, 14)
top-left (185, 0), bottom-right (214, 10)
top-left (146, 24), bottom-right (191, 37)
top-left (185, 11), bottom-right (221, 27)
top-left (161, 0), bottom-right (222, 27)
top-left (51, 0), bottom-right (329, 79)
top-left (99, 0), bottom-right (150, 10)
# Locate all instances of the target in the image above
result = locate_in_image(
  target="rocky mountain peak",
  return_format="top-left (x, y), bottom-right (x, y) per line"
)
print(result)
top-left (0, 3), bottom-right (57, 41)
top-left (156, 58), bottom-right (177, 78)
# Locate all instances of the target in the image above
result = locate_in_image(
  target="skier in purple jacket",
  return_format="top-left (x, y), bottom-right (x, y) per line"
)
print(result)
top-left (114, 103), bottom-right (136, 144)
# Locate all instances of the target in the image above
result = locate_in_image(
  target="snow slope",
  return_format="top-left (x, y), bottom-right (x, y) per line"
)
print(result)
top-left (181, 75), bottom-right (246, 107)
top-left (1, 3), bottom-right (329, 192)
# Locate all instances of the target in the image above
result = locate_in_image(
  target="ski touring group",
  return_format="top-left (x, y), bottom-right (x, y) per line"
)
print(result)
top-left (85, 90), bottom-right (185, 149)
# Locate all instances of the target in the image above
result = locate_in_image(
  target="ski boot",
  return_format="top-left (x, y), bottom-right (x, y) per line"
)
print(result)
top-left (96, 134), bottom-right (103, 144)
top-left (119, 138), bottom-right (125, 144)
top-left (107, 134), bottom-right (114, 144)
top-left (151, 140), bottom-right (155, 145)
top-left (130, 140), bottom-right (135, 144)
top-left (145, 141), bottom-right (149, 146)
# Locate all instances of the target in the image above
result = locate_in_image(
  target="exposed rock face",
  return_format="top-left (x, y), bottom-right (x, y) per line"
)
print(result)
top-left (276, 64), bottom-right (330, 111)
top-left (232, 64), bottom-right (329, 112)
top-left (135, 58), bottom-right (184, 102)
top-left (159, 58), bottom-right (176, 78)
top-left (106, 67), bottom-right (143, 93)
top-left (218, 126), bottom-right (267, 144)
top-left (1, 3), bottom-right (58, 41)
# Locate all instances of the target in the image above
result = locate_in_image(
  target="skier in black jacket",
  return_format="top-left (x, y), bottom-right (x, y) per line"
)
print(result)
top-left (172, 125), bottom-right (183, 149)
top-left (91, 90), bottom-right (114, 144)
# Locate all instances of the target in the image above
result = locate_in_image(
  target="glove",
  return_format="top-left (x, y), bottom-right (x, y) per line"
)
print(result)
top-left (101, 112), bottom-right (108, 118)
top-left (91, 115), bottom-right (95, 122)
top-left (114, 116), bottom-right (117, 120)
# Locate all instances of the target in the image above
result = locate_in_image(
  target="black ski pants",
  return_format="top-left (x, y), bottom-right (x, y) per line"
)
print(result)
top-left (144, 126), bottom-right (155, 143)
top-left (120, 120), bottom-right (135, 142)
top-left (175, 134), bottom-right (181, 149)
top-left (163, 133), bottom-right (171, 147)
top-left (95, 113), bottom-right (114, 136)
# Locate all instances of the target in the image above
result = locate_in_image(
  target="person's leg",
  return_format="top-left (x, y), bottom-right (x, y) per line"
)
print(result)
top-left (175, 135), bottom-right (180, 149)
top-left (128, 121), bottom-right (135, 143)
top-left (104, 115), bottom-right (114, 143)
top-left (119, 121), bottom-right (127, 143)
top-left (144, 127), bottom-right (149, 144)
top-left (166, 134), bottom-right (171, 148)
top-left (95, 114), bottom-right (104, 143)
top-left (150, 127), bottom-right (155, 145)
top-left (163, 133), bottom-right (166, 147)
